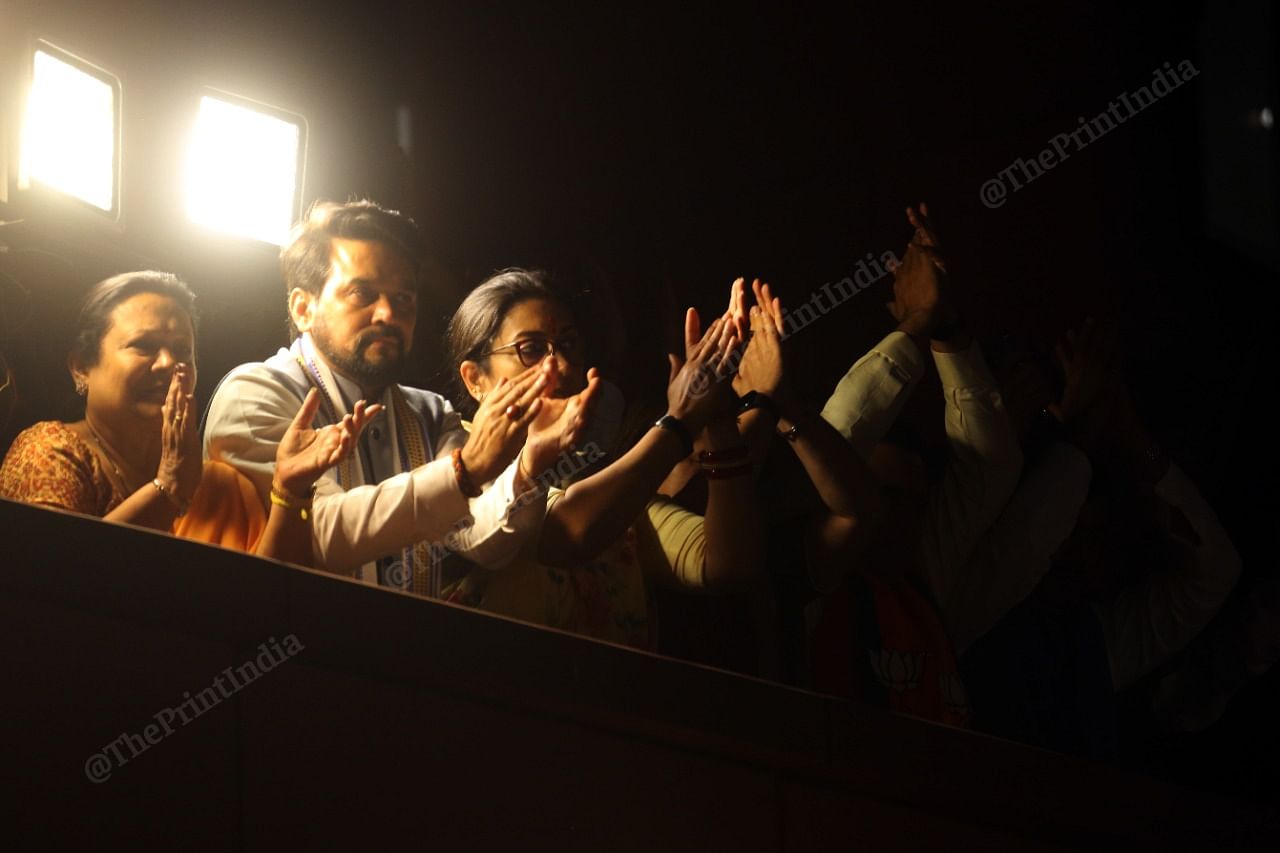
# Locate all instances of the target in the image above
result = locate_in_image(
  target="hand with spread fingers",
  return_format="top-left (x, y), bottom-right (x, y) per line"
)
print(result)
top-left (735, 279), bottom-right (790, 403)
top-left (522, 363), bottom-right (603, 482)
top-left (1052, 318), bottom-right (1122, 420)
top-left (1049, 317), bottom-right (1122, 448)
top-left (154, 363), bottom-right (203, 508)
top-left (461, 357), bottom-right (553, 484)
top-left (666, 311), bottom-right (740, 434)
top-left (273, 388), bottom-right (384, 498)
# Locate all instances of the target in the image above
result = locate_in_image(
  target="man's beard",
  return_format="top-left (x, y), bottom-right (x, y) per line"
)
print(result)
top-left (310, 322), bottom-right (407, 390)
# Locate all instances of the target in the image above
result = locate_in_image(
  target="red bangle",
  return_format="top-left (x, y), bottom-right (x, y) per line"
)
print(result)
top-left (451, 448), bottom-right (482, 498)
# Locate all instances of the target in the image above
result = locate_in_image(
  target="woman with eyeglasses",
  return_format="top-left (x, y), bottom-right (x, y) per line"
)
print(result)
top-left (444, 268), bottom-right (763, 649)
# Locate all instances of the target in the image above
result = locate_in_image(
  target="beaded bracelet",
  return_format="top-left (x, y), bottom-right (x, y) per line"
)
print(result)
top-left (451, 448), bottom-right (483, 498)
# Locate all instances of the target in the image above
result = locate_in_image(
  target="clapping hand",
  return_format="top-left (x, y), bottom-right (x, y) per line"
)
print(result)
top-left (155, 363), bottom-right (203, 506)
top-left (461, 359), bottom-right (557, 484)
top-left (521, 363), bottom-right (602, 483)
top-left (667, 311), bottom-right (740, 432)
top-left (274, 388), bottom-right (384, 497)
top-left (1049, 318), bottom-right (1122, 449)
top-left (885, 202), bottom-right (955, 339)
top-left (735, 279), bottom-right (789, 403)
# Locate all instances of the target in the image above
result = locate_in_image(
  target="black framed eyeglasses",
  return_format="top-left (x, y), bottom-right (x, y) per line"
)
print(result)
top-left (483, 335), bottom-right (582, 367)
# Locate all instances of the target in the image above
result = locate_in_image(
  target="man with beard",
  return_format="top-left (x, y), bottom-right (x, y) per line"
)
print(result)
top-left (204, 200), bottom-right (567, 593)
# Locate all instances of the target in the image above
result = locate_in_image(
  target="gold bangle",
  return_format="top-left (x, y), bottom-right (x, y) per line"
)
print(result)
top-left (152, 478), bottom-right (190, 517)
top-left (270, 482), bottom-right (313, 521)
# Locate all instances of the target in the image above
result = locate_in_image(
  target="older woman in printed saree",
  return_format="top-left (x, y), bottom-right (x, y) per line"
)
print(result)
top-left (0, 271), bottom-right (377, 566)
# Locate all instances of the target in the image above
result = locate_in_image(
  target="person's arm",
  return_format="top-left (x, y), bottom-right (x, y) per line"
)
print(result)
top-left (818, 331), bottom-right (927, 458)
top-left (741, 283), bottom-right (884, 523)
top-left (536, 425), bottom-right (687, 568)
top-left (643, 421), bottom-right (763, 592)
top-left (917, 338), bottom-right (1023, 604)
top-left (247, 389), bottom-right (381, 567)
top-left (537, 313), bottom-right (741, 569)
top-left (204, 363), bottom-right (545, 574)
top-left (817, 203), bottom-right (950, 457)
top-left (1095, 461), bottom-right (1243, 691)
top-left (673, 418), bottom-right (763, 590)
top-left (944, 441), bottom-right (1092, 654)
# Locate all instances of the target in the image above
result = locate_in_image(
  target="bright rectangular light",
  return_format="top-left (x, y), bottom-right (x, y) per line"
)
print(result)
top-left (19, 47), bottom-right (119, 212)
top-left (186, 94), bottom-right (303, 245)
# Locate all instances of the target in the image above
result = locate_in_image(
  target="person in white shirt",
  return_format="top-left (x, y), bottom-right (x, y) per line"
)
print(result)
top-left (203, 200), bottom-right (596, 593)
top-left (818, 204), bottom-right (1023, 614)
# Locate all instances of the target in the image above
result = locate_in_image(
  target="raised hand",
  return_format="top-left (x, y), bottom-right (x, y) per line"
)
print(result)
top-left (1049, 317), bottom-right (1121, 428)
top-left (155, 363), bottom-right (202, 506)
top-left (735, 280), bottom-right (788, 401)
top-left (906, 202), bottom-right (946, 271)
top-left (722, 277), bottom-right (750, 342)
top-left (461, 357), bottom-right (554, 484)
top-left (274, 388), bottom-right (384, 497)
top-left (522, 364), bottom-right (603, 481)
top-left (666, 311), bottom-right (740, 433)
top-left (886, 201), bottom-right (955, 339)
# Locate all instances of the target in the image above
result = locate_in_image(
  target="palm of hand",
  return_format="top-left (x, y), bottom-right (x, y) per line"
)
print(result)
top-left (278, 420), bottom-right (339, 477)
top-left (738, 332), bottom-right (782, 396)
top-left (889, 248), bottom-right (945, 322)
top-left (523, 368), bottom-right (599, 477)
top-left (525, 394), bottom-right (583, 473)
top-left (273, 391), bottom-right (380, 494)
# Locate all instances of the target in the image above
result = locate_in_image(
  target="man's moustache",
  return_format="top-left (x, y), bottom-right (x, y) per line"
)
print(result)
top-left (358, 329), bottom-right (405, 349)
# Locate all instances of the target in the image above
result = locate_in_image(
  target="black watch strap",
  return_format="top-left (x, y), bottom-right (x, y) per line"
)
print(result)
top-left (737, 390), bottom-right (781, 421)
top-left (654, 414), bottom-right (695, 455)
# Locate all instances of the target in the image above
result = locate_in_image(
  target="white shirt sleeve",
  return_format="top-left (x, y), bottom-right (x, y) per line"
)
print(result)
top-left (204, 364), bottom-right (543, 574)
top-left (918, 341), bottom-right (1024, 607)
top-left (1095, 461), bottom-right (1243, 690)
top-left (944, 442), bottom-right (1092, 654)
top-left (819, 331), bottom-right (927, 459)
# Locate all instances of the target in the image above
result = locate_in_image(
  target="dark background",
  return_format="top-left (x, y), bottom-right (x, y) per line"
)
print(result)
top-left (2, 0), bottom-right (1276, 800)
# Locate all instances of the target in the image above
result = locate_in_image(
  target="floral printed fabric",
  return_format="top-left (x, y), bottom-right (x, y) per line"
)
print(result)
top-left (1, 420), bottom-right (266, 554)
top-left (472, 489), bottom-right (664, 650)
top-left (0, 421), bottom-right (123, 515)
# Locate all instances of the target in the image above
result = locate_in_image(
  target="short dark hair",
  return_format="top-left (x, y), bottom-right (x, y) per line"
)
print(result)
top-left (444, 268), bottom-right (570, 415)
top-left (72, 271), bottom-right (198, 369)
top-left (280, 199), bottom-right (426, 338)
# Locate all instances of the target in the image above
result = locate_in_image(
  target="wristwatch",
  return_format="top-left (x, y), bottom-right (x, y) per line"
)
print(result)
top-left (737, 390), bottom-right (781, 421)
top-left (654, 414), bottom-right (695, 455)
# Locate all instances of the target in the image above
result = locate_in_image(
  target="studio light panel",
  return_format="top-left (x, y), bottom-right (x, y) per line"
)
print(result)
top-left (185, 94), bottom-right (303, 245)
top-left (20, 46), bottom-right (119, 212)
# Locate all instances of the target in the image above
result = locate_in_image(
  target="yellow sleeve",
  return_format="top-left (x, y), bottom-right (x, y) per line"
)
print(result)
top-left (641, 496), bottom-right (707, 590)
